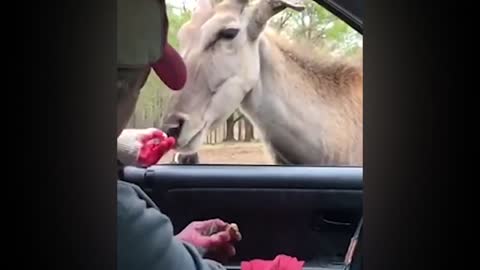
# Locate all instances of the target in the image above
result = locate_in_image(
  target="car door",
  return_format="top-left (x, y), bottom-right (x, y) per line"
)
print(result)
top-left (122, 164), bottom-right (362, 270)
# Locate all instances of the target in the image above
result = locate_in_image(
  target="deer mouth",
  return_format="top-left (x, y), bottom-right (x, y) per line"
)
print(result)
top-left (178, 127), bottom-right (204, 151)
top-left (165, 119), bottom-right (185, 139)
top-left (175, 122), bottom-right (208, 153)
top-left (164, 115), bottom-right (207, 152)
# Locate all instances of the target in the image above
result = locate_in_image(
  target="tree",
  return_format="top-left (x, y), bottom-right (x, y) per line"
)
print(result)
top-left (237, 118), bottom-right (243, 141)
top-left (166, 4), bottom-right (192, 49)
top-left (269, 0), bottom-right (362, 56)
top-left (225, 114), bottom-right (236, 141)
top-left (244, 120), bottom-right (255, 142)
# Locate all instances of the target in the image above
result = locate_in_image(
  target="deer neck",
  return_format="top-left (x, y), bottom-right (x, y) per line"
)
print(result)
top-left (241, 34), bottom-right (363, 165)
top-left (240, 37), bottom-right (328, 164)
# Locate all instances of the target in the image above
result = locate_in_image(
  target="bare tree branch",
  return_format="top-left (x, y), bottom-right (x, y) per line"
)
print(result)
top-left (278, 12), bottom-right (293, 29)
top-left (233, 115), bottom-right (244, 124)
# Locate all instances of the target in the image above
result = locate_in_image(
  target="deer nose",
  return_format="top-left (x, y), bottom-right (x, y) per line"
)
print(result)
top-left (163, 114), bottom-right (187, 139)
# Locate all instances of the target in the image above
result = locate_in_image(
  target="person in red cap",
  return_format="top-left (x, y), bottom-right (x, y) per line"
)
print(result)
top-left (116, 0), bottom-right (241, 269)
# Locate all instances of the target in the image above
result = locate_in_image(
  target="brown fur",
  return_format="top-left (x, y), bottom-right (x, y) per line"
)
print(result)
top-left (252, 31), bottom-right (363, 165)
top-left (265, 32), bottom-right (363, 100)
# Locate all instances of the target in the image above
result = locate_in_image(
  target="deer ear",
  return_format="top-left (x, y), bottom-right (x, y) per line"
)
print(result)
top-left (247, 0), bottom-right (305, 40)
top-left (277, 0), bottom-right (305, 11)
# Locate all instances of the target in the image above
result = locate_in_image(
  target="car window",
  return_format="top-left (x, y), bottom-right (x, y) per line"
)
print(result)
top-left (126, 0), bottom-right (363, 166)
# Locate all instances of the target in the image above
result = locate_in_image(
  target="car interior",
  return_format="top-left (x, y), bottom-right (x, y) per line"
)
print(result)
top-left (123, 165), bottom-right (363, 270)
top-left (121, 0), bottom-right (363, 269)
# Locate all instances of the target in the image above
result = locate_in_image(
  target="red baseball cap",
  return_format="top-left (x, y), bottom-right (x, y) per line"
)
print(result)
top-left (150, 42), bottom-right (187, 91)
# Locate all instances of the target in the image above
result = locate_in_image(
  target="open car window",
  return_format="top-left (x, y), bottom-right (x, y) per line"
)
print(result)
top-left (130, 0), bottom-right (363, 167)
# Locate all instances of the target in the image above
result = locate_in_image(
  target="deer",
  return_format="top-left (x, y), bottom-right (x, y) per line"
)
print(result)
top-left (162, 0), bottom-right (363, 166)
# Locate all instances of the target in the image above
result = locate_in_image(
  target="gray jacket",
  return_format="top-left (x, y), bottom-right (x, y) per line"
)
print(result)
top-left (117, 180), bottom-right (226, 270)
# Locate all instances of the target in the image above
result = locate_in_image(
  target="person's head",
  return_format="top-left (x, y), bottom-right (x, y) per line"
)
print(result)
top-left (116, 0), bottom-right (187, 136)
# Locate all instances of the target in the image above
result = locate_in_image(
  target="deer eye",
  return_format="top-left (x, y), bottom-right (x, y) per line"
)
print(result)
top-left (218, 28), bottom-right (239, 40)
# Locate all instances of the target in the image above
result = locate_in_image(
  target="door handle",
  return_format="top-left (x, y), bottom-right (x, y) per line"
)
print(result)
top-left (322, 217), bottom-right (352, 226)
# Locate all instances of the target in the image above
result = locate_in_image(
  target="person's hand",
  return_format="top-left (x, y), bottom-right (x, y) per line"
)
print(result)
top-left (117, 128), bottom-right (176, 167)
top-left (176, 219), bottom-right (241, 261)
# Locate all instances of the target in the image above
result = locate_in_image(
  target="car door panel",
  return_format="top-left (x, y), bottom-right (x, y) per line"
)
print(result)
top-left (122, 165), bottom-right (363, 269)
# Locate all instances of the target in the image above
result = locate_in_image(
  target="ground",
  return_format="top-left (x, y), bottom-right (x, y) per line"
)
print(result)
top-left (158, 142), bottom-right (274, 164)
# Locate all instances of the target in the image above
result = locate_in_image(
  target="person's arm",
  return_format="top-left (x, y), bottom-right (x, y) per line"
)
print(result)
top-left (117, 181), bottom-right (227, 270)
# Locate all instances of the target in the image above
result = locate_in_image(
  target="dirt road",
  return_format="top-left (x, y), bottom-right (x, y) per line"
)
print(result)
top-left (158, 142), bottom-right (274, 164)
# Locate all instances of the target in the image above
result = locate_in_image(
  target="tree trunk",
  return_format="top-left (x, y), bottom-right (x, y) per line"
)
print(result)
top-left (225, 114), bottom-right (236, 141)
top-left (237, 119), bottom-right (243, 141)
top-left (223, 122), bottom-right (226, 141)
top-left (153, 117), bottom-right (161, 128)
top-left (244, 120), bottom-right (254, 142)
top-left (207, 132), bottom-right (211, 144)
top-left (132, 111), bottom-right (138, 128)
